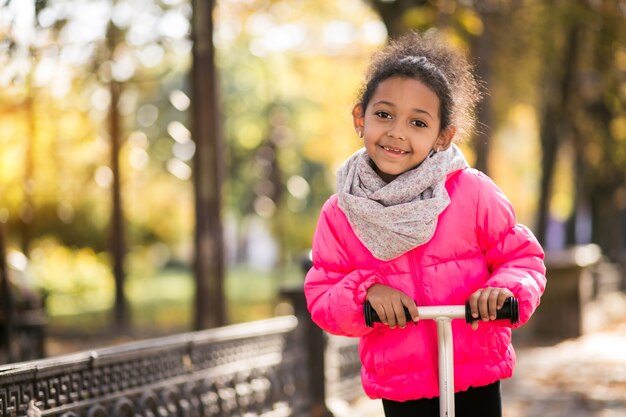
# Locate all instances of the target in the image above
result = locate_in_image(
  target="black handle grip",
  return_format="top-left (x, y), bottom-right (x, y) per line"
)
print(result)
top-left (364, 301), bottom-right (413, 328)
top-left (364, 297), bottom-right (519, 328)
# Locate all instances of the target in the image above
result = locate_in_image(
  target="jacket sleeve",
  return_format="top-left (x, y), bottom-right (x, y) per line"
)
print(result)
top-left (475, 172), bottom-right (547, 328)
top-left (304, 198), bottom-right (382, 337)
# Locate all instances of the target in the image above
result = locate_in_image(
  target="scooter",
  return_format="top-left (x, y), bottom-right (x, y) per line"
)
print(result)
top-left (364, 297), bottom-right (519, 417)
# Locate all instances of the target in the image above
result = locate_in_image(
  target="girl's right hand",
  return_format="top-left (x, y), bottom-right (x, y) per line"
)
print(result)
top-left (366, 284), bottom-right (419, 328)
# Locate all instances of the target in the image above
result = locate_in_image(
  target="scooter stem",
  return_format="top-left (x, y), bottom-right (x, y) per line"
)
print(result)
top-left (436, 317), bottom-right (455, 417)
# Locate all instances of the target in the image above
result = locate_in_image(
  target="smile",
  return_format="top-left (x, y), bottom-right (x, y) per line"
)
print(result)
top-left (381, 145), bottom-right (408, 154)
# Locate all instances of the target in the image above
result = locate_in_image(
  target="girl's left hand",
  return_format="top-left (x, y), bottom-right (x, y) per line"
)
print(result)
top-left (467, 287), bottom-right (514, 330)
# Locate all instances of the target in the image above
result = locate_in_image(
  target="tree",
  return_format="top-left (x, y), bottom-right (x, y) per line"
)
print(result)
top-left (531, 0), bottom-right (626, 259)
top-left (105, 15), bottom-right (129, 329)
top-left (191, 0), bottom-right (226, 329)
top-left (534, 2), bottom-right (582, 245)
top-left (1, 0), bottom-right (198, 330)
top-left (566, 1), bottom-right (626, 258)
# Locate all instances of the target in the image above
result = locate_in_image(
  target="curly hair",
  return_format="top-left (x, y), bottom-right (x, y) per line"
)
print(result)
top-left (356, 30), bottom-right (481, 142)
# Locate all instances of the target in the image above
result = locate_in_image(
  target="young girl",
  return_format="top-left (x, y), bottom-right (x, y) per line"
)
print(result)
top-left (303, 31), bottom-right (546, 417)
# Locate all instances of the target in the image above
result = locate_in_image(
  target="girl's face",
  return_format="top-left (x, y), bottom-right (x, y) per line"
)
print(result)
top-left (353, 76), bottom-right (455, 182)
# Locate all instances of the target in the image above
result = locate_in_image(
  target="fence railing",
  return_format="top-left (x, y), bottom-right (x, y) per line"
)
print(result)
top-left (0, 289), bottom-right (363, 417)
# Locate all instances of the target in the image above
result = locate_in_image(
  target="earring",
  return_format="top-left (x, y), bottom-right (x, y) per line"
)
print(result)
top-left (358, 130), bottom-right (363, 139)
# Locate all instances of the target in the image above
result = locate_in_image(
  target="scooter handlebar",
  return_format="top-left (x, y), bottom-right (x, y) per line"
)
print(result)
top-left (364, 297), bottom-right (519, 328)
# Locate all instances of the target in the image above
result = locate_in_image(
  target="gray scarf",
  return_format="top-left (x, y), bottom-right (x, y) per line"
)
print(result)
top-left (336, 144), bottom-right (468, 260)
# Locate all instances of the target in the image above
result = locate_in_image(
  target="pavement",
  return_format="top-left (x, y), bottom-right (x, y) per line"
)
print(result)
top-left (330, 292), bottom-right (626, 417)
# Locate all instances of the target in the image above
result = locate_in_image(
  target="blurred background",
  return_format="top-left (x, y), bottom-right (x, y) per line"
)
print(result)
top-left (0, 0), bottom-right (625, 361)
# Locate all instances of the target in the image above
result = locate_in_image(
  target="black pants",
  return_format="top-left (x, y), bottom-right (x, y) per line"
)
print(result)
top-left (382, 381), bottom-right (502, 417)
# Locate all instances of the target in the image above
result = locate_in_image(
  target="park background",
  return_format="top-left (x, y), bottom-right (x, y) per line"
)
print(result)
top-left (1, 0), bottom-right (625, 357)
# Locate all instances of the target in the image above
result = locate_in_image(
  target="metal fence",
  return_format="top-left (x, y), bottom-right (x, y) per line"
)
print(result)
top-left (324, 335), bottom-right (361, 403)
top-left (0, 290), bottom-right (363, 417)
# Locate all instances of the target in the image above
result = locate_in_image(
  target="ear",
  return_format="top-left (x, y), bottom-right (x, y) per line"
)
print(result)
top-left (352, 104), bottom-right (365, 137)
top-left (437, 125), bottom-right (456, 150)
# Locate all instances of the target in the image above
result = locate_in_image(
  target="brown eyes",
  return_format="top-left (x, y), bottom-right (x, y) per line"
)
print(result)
top-left (373, 111), bottom-right (427, 128)
top-left (374, 111), bottom-right (391, 119)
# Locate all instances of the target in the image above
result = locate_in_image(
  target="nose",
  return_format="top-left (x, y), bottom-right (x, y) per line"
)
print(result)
top-left (386, 123), bottom-right (407, 141)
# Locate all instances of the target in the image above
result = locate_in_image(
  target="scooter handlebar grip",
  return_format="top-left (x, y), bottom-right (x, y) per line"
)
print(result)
top-left (464, 297), bottom-right (519, 325)
top-left (364, 302), bottom-right (412, 328)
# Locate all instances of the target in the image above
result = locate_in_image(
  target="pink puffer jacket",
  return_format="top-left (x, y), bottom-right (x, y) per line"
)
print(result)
top-left (304, 167), bottom-right (546, 401)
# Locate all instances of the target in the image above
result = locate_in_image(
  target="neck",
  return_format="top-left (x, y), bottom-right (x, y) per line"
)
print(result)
top-left (369, 160), bottom-right (398, 183)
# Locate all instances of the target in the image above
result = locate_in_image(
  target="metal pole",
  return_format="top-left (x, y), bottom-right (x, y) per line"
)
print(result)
top-left (436, 318), bottom-right (455, 417)
top-left (419, 306), bottom-right (465, 320)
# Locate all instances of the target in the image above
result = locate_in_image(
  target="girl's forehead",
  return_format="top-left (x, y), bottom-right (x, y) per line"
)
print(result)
top-left (369, 76), bottom-right (440, 112)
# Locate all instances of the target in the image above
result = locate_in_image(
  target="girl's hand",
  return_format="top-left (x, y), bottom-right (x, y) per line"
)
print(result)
top-left (366, 284), bottom-right (419, 328)
top-left (468, 287), bottom-right (515, 330)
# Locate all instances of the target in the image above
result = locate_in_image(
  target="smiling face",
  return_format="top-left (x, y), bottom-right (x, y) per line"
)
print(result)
top-left (353, 76), bottom-right (455, 182)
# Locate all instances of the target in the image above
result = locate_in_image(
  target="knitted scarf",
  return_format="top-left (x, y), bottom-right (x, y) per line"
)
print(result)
top-left (336, 144), bottom-right (468, 260)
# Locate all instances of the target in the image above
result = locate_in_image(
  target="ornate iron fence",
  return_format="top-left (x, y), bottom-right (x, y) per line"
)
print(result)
top-left (0, 316), bottom-right (310, 417)
top-left (0, 289), bottom-right (364, 417)
top-left (325, 335), bottom-right (362, 403)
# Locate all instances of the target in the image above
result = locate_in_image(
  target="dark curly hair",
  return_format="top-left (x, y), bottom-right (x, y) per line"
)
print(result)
top-left (356, 30), bottom-right (481, 142)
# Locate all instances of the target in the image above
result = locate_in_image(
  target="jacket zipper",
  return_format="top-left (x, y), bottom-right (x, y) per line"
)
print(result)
top-left (409, 250), bottom-right (440, 383)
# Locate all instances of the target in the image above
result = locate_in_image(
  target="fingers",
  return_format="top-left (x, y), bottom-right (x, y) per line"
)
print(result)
top-left (406, 301), bottom-right (420, 324)
top-left (468, 290), bottom-right (481, 321)
top-left (496, 290), bottom-right (512, 310)
top-left (387, 296), bottom-right (416, 328)
top-left (468, 287), bottom-right (515, 328)
top-left (369, 302), bottom-right (400, 328)
top-left (366, 284), bottom-right (418, 329)
top-left (486, 289), bottom-right (500, 320)
top-left (396, 296), bottom-right (420, 328)
top-left (389, 300), bottom-right (403, 328)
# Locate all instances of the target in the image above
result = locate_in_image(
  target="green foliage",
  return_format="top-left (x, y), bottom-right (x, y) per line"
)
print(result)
top-left (0, 0), bottom-right (384, 266)
top-left (35, 255), bottom-right (302, 332)
top-left (28, 238), bottom-right (115, 316)
top-left (214, 0), bottom-right (386, 262)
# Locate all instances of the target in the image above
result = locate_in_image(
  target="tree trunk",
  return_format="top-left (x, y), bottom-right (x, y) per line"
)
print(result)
top-left (565, 148), bottom-right (584, 245)
top-left (102, 10), bottom-right (129, 331)
top-left (582, 2), bottom-right (625, 261)
top-left (367, 0), bottom-right (429, 38)
top-left (109, 78), bottom-right (128, 330)
top-left (469, 11), bottom-right (493, 175)
top-left (591, 187), bottom-right (622, 260)
top-left (20, 96), bottom-right (35, 255)
top-left (0, 224), bottom-right (14, 362)
top-left (536, 24), bottom-right (580, 244)
top-left (191, 0), bottom-right (226, 329)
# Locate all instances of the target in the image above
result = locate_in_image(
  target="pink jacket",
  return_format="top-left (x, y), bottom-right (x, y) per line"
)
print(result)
top-left (304, 168), bottom-right (546, 401)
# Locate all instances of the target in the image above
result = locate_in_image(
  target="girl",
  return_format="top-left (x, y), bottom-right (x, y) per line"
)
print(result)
top-left (303, 31), bottom-right (546, 417)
